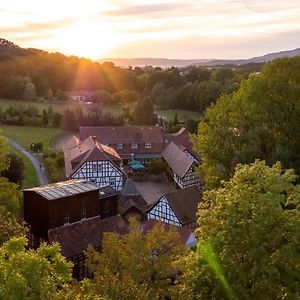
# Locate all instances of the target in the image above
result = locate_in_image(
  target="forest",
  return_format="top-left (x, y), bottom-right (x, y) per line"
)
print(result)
top-left (0, 38), bottom-right (263, 116)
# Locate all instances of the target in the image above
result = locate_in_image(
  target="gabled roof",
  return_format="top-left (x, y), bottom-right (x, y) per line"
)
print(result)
top-left (148, 186), bottom-right (202, 225)
top-left (121, 178), bottom-right (140, 197)
top-left (48, 215), bottom-right (128, 258)
top-left (162, 142), bottom-right (196, 178)
top-left (79, 126), bottom-right (164, 144)
top-left (48, 216), bottom-right (103, 257)
top-left (23, 179), bottom-right (99, 200)
top-left (63, 136), bottom-right (121, 177)
top-left (164, 127), bottom-right (200, 160)
top-left (119, 178), bottom-right (148, 214)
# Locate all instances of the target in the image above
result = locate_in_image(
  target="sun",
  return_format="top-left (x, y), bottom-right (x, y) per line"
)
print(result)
top-left (54, 20), bottom-right (118, 59)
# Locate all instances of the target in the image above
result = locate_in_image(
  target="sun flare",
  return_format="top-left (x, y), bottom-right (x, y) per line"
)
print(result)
top-left (53, 21), bottom-right (118, 59)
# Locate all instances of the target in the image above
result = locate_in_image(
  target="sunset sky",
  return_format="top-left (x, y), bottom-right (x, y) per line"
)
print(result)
top-left (0, 0), bottom-right (299, 60)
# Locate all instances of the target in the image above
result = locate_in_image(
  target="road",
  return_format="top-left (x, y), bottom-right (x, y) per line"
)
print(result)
top-left (8, 138), bottom-right (48, 186)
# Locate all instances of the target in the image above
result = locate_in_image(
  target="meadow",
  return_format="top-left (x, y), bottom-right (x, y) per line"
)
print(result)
top-left (0, 98), bottom-right (202, 122)
top-left (0, 125), bottom-right (65, 150)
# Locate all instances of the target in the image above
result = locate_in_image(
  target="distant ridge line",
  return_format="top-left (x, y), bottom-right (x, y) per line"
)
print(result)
top-left (97, 47), bottom-right (300, 68)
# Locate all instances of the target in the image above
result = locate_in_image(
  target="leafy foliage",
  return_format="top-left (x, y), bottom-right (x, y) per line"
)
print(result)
top-left (1, 152), bottom-right (25, 185)
top-left (0, 206), bottom-right (27, 246)
top-left (193, 56), bottom-right (300, 188)
top-left (86, 218), bottom-right (187, 300)
top-left (185, 161), bottom-right (300, 299)
top-left (0, 237), bottom-right (73, 299)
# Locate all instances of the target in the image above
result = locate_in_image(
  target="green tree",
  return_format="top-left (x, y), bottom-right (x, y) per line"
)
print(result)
top-left (42, 109), bottom-right (49, 125)
top-left (1, 152), bottom-right (25, 186)
top-left (193, 57), bottom-right (300, 188)
top-left (185, 161), bottom-right (300, 299)
top-left (132, 97), bottom-right (155, 125)
top-left (0, 237), bottom-right (73, 299)
top-left (0, 206), bottom-right (27, 245)
top-left (86, 218), bottom-right (187, 300)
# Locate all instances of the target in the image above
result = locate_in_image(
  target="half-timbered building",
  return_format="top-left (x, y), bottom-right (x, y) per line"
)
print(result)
top-left (63, 136), bottom-right (125, 191)
top-left (162, 142), bottom-right (201, 189)
top-left (79, 126), bottom-right (165, 164)
top-left (147, 186), bottom-right (202, 230)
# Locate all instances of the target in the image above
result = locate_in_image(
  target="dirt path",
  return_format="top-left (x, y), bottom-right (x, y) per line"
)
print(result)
top-left (8, 138), bottom-right (48, 186)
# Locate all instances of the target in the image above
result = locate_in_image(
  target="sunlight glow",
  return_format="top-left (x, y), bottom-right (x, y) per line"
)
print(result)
top-left (53, 21), bottom-right (119, 59)
top-left (0, 0), bottom-right (300, 59)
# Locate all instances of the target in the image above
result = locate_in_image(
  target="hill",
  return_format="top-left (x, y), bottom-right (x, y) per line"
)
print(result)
top-left (98, 48), bottom-right (300, 68)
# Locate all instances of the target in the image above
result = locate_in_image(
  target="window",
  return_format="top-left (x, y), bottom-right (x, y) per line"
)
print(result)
top-left (131, 143), bottom-right (138, 149)
top-left (145, 143), bottom-right (152, 149)
top-left (116, 143), bottom-right (124, 149)
top-left (90, 178), bottom-right (96, 183)
top-left (63, 211), bottom-right (69, 225)
top-left (110, 179), bottom-right (115, 186)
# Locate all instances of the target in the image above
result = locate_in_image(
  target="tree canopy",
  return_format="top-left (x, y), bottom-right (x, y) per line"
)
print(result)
top-left (86, 218), bottom-right (187, 300)
top-left (193, 56), bottom-right (300, 188)
top-left (0, 237), bottom-right (73, 299)
top-left (185, 160), bottom-right (300, 299)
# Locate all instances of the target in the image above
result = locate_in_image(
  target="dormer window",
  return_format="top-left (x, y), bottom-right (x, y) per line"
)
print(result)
top-left (145, 143), bottom-right (152, 149)
top-left (131, 143), bottom-right (138, 149)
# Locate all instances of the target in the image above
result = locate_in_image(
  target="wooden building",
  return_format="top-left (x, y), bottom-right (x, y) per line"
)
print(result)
top-left (147, 186), bottom-right (202, 230)
top-left (63, 136), bottom-right (125, 191)
top-left (79, 126), bottom-right (165, 164)
top-left (162, 142), bottom-right (201, 189)
top-left (23, 179), bottom-right (125, 280)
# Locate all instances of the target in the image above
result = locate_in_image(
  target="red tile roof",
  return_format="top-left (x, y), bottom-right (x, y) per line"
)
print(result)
top-left (48, 215), bottom-right (128, 258)
top-left (79, 126), bottom-right (165, 158)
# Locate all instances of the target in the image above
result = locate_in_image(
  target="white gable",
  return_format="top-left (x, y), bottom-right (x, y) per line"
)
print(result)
top-left (147, 196), bottom-right (181, 226)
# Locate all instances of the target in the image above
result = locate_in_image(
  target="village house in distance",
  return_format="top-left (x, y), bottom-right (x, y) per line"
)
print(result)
top-left (63, 135), bottom-right (126, 191)
top-left (79, 126), bottom-right (165, 164)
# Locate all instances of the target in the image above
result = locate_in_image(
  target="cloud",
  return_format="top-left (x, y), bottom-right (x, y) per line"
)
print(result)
top-left (102, 3), bottom-right (188, 17)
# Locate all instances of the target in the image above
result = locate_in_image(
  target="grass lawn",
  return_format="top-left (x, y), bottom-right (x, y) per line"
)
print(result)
top-left (155, 108), bottom-right (203, 122)
top-left (7, 145), bottom-right (39, 189)
top-left (0, 98), bottom-right (123, 115)
top-left (0, 98), bottom-right (80, 113)
top-left (0, 98), bottom-right (202, 123)
top-left (0, 125), bottom-right (66, 151)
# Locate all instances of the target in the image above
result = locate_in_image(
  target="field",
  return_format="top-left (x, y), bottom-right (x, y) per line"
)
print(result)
top-left (0, 125), bottom-right (65, 150)
top-left (0, 98), bottom-right (202, 122)
top-left (0, 98), bottom-right (122, 115)
top-left (155, 108), bottom-right (202, 122)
